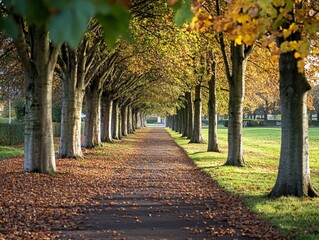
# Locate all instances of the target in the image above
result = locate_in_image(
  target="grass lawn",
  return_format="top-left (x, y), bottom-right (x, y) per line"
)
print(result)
top-left (167, 126), bottom-right (319, 240)
top-left (0, 145), bottom-right (24, 159)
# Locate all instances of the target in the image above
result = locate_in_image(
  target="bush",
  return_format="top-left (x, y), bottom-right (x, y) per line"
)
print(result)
top-left (309, 120), bottom-right (319, 127)
top-left (0, 123), bottom-right (24, 145)
top-left (52, 105), bottom-right (62, 123)
top-left (202, 119), bottom-right (209, 125)
top-left (53, 122), bottom-right (61, 137)
top-left (14, 100), bottom-right (25, 122)
top-left (223, 119), bottom-right (268, 128)
top-left (147, 117), bottom-right (158, 124)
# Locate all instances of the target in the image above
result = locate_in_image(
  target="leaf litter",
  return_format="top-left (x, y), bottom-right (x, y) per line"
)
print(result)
top-left (0, 128), bottom-right (284, 239)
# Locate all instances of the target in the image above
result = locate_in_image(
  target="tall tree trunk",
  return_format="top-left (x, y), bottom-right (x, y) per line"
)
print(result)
top-left (121, 104), bottom-right (128, 136)
top-left (59, 72), bottom-right (84, 158)
top-left (14, 24), bottom-right (59, 173)
top-left (225, 44), bottom-right (248, 166)
top-left (82, 83), bottom-right (102, 148)
top-left (207, 54), bottom-right (220, 152)
top-left (186, 91), bottom-right (193, 139)
top-left (269, 36), bottom-right (317, 198)
top-left (181, 100), bottom-right (189, 137)
top-left (112, 99), bottom-right (120, 139)
top-left (101, 92), bottom-right (113, 143)
top-left (264, 100), bottom-right (269, 121)
top-left (142, 113), bottom-right (147, 127)
top-left (190, 84), bottom-right (204, 143)
top-left (127, 105), bottom-right (134, 134)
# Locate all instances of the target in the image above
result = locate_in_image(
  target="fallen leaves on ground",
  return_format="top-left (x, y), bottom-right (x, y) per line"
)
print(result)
top-left (0, 129), bottom-right (284, 239)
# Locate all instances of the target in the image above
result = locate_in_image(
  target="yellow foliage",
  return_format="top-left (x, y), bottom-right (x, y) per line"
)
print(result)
top-left (272, 0), bottom-right (285, 7)
top-left (294, 52), bottom-right (301, 58)
top-left (297, 59), bottom-right (305, 73)
top-left (235, 35), bottom-right (242, 45)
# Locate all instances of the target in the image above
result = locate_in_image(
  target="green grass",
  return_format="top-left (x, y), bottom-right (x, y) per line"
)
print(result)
top-left (0, 145), bottom-right (24, 159)
top-left (167, 127), bottom-right (319, 239)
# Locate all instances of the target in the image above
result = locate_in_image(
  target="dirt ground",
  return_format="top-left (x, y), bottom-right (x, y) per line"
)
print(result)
top-left (0, 128), bottom-right (283, 239)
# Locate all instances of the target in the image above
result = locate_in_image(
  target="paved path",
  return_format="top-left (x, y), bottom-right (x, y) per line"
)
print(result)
top-left (58, 128), bottom-right (281, 240)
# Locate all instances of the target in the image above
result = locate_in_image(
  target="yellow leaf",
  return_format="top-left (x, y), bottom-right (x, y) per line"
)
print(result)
top-left (294, 52), bottom-right (301, 58)
top-left (283, 29), bottom-right (291, 39)
top-left (297, 59), bottom-right (305, 73)
top-left (237, 14), bottom-right (251, 23)
top-left (271, 55), bottom-right (279, 62)
top-left (235, 35), bottom-right (242, 45)
top-left (273, 0), bottom-right (285, 7)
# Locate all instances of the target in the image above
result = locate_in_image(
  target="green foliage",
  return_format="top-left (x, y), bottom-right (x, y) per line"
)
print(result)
top-left (97, 3), bottom-right (131, 48)
top-left (48, 0), bottom-right (96, 48)
top-left (13, 99), bottom-right (25, 122)
top-left (168, 127), bottom-right (319, 239)
top-left (0, 123), bottom-right (24, 145)
top-left (173, 0), bottom-right (194, 27)
top-left (53, 122), bottom-right (61, 138)
top-left (52, 105), bottom-right (61, 123)
top-left (2, 0), bottom-right (131, 48)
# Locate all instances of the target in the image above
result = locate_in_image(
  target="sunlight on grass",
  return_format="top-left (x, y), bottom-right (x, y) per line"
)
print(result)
top-left (0, 146), bottom-right (23, 159)
top-left (167, 127), bottom-right (319, 239)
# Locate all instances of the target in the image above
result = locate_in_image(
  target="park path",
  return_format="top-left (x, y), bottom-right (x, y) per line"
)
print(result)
top-left (58, 128), bottom-right (281, 240)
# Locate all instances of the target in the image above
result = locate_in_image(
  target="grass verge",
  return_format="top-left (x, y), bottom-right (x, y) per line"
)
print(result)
top-left (167, 127), bottom-right (319, 240)
top-left (0, 145), bottom-right (23, 159)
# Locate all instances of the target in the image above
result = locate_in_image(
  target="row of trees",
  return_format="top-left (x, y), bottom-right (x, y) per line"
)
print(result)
top-left (166, 0), bottom-right (319, 198)
top-left (0, 0), bottom-right (199, 172)
top-left (1, 0), bottom-right (318, 198)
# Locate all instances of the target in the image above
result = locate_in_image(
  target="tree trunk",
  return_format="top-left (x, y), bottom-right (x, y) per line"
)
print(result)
top-left (225, 44), bottom-right (247, 166)
top-left (121, 104), bottom-right (128, 136)
top-left (101, 92), bottom-right (113, 143)
top-left (207, 54), bottom-right (220, 152)
top-left (181, 99), bottom-right (189, 137)
top-left (15, 25), bottom-right (59, 173)
top-left (82, 83), bottom-right (102, 148)
top-left (59, 72), bottom-right (84, 158)
top-left (185, 91), bottom-right (193, 139)
top-left (264, 100), bottom-right (269, 121)
top-left (269, 36), bottom-right (317, 198)
top-left (190, 84), bottom-right (204, 143)
top-left (127, 105), bottom-right (134, 134)
top-left (112, 99), bottom-right (120, 139)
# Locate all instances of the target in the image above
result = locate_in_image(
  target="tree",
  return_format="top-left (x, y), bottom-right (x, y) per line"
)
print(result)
top-left (57, 24), bottom-right (108, 158)
top-left (13, 22), bottom-right (60, 173)
top-left (203, 0), bottom-right (319, 197)
top-left (1, 1), bottom-right (130, 172)
top-left (207, 50), bottom-right (220, 152)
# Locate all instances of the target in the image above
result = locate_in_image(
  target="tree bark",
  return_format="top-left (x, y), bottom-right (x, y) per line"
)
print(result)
top-left (58, 70), bottom-right (84, 158)
top-left (269, 36), bottom-right (317, 198)
top-left (127, 105), bottom-right (134, 134)
top-left (181, 104), bottom-right (188, 137)
top-left (190, 84), bottom-right (204, 143)
top-left (225, 44), bottom-right (248, 166)
top-left (185, 91), bottom-right (193, 139)
top-left (121, 104), bottom-right (128, 136)
top-left (82, 81), bottom-right (102, 148)
top-left (112, 99), bottom-right (120, 139)
top-left (101, 92), bottom-right (113, 143)
top-left (14, 24), bottom-right (59, 173)
top-left (207, 54), bottom-right (220, 152)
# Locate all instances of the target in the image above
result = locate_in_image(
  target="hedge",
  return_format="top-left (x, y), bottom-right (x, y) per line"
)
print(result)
top-left (223, 119), bottom-right (280, 127)
top-left (0, 123), bottom-right (24, 145)
top-left (0, 122), bottom-right (64, 146)
top-left (222, 119), bottom-right (319, 127)
top-left (147, 117), bottom-right (158, 124)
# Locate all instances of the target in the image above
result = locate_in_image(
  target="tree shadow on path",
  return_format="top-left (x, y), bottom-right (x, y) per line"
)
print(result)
top-left (57, 128), bottom-right (284, 240)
